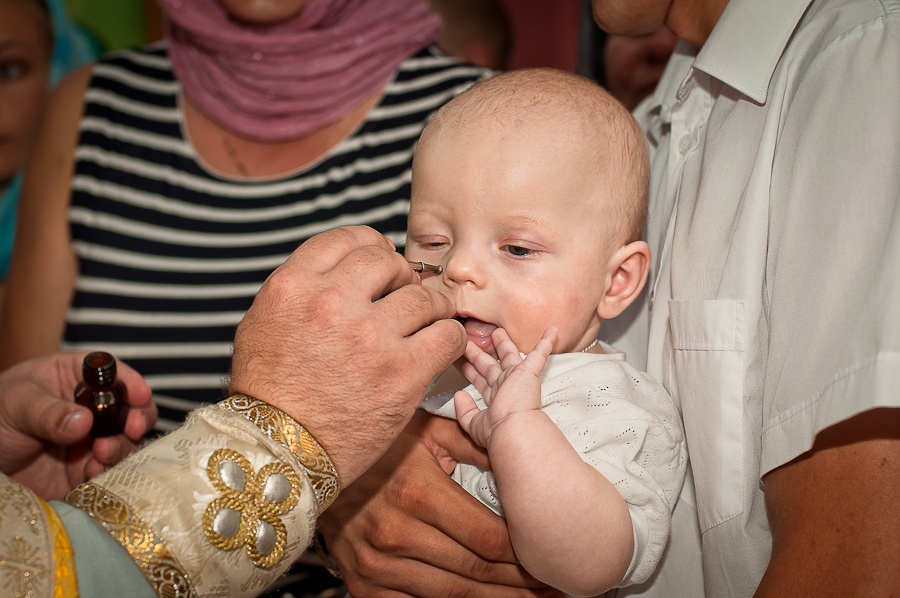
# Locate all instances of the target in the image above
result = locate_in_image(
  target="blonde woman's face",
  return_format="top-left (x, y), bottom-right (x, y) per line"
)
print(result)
top-left (0, 0), bottom-right (51, 183)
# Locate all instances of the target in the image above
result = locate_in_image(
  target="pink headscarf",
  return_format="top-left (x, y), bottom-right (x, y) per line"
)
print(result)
top-left (159, 0), bottom-right (441, 141)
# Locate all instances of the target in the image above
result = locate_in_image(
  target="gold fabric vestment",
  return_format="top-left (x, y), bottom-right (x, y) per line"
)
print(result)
top-left (65, 398), bottom-right (338, 598)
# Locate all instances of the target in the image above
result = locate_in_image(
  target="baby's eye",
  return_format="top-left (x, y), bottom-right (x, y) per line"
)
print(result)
top-left (502, 245), bottom-right (532, 257)
top-left (414, 239), bottom-right (447, 251)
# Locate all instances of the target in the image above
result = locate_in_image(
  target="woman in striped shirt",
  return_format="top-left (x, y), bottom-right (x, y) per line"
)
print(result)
top-left (0, 0), bottom-right (491, 431)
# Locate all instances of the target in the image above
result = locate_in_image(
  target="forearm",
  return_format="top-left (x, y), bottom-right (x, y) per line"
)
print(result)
top-left (755, 408), bottom-right (900, 597)
top-left (489, 411), bottom-right (633, 596)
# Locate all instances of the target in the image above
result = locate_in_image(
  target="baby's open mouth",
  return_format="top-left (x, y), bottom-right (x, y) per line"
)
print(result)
top-left (457, 316), bottom-right (498, 353)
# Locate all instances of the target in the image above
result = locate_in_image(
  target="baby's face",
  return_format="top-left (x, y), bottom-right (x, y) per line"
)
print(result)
top-left (407, 124), bottom-right (613, 357)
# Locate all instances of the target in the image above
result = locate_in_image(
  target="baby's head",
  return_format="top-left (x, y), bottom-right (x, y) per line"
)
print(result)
top-left (407, 68), bottom-right (650, 357)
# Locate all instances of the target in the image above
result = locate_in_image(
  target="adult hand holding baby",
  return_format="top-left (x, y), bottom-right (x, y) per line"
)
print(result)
top-left (317, 409), bottom-right (558, 598)
top-left (318, 327), bottom-right (564, 598)
top-left (240, 225), bottom-right (548, 595)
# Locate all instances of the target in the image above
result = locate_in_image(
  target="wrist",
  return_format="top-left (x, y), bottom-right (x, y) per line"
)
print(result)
top-left (486, 408), bottom-right (553, 452)
top-left (220, 394), bottom-right (341, 513)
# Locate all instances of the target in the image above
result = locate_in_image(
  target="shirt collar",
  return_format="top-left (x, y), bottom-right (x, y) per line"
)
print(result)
top-left (637, 0), bottom-right (813, 124)
top-left (635, 42), bottom-right (696, 142)
top-left (693, 0), bottom-right (811, 103)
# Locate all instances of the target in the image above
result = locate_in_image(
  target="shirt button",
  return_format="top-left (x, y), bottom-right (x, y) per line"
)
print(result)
top-left (676, 74), bottom-right (696, 102)
top-left (678, 134), bottom-right (694, 154)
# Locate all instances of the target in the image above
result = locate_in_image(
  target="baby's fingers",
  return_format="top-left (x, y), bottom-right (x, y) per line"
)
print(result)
top-left (530, 327), bottom-right (558, 360)
top-left (517, 327), bottom-right (558, 375)
top-left (453, 390), bottom-right (485, 445)
top-left (461, 360), bottom-right (496, 406)
top-left (464, 341), bottom-right (504, 384)
top-left (491, 329), bottom-right (524, 369)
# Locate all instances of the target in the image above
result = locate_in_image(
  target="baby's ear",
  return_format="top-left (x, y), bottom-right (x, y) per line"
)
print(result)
top-left (597, 241), bottom-right (651, 320)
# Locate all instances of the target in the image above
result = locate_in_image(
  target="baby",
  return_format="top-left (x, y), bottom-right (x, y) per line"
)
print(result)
top-left (406, 68), bottom-right (686, 596)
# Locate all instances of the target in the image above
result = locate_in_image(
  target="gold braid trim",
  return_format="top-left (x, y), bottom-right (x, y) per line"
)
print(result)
top-left (65, 483), bottom-right (196, 598)
top-left (219, 395), bottom-right (341, 513)
top-left (40, 502), bottom-right (78, 598)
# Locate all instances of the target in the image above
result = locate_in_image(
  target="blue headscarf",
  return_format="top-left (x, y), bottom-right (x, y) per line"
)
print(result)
top-left (0, 0), bottom-right (96, 278)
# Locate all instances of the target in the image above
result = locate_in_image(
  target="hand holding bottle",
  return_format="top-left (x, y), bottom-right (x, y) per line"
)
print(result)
top-left (0, 351), bottom-right (156, 500)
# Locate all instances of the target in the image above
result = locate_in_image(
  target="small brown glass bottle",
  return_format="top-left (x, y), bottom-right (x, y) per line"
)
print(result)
top-left (74, 351), bottom-right (128, 437)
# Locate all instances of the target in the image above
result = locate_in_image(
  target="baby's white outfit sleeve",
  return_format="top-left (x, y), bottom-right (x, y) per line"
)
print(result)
top-left (420, 344), bottom-right (687, 589)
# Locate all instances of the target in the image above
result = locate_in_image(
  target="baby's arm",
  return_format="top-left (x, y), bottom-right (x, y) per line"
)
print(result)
top-left (454, 328), bottom-right (634, 597)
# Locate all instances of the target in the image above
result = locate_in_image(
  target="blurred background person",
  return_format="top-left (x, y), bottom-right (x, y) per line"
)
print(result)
top-left (427, 0), bottom-right (512, 70)
top-left (0, 0), bottom-right (94, 316)
top-left (593, 27), bottom-right (679, 111)
top-left (0, 0), bottom-right (492, 432)
top-left (577, 0), bottom-right (678, 111)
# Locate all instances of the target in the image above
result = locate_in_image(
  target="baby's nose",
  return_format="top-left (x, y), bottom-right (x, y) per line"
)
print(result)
top-left (443, 248), bottom-right (485, 288)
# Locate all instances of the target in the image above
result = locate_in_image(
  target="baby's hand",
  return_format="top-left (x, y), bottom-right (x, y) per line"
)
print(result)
top-left (454, 327), bottom-right (557, 448)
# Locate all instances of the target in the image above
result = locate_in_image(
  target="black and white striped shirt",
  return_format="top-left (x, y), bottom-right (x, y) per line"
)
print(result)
top-left (63, 43), bottom-right (490, 431)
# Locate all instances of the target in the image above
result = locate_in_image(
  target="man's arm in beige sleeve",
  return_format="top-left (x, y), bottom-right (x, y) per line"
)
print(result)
top-left (64, 397), bottom-right (338, 598)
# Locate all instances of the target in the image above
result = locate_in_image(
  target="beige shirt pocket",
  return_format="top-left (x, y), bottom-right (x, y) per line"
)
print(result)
top-left (668, 300), bottom-right (745, 533)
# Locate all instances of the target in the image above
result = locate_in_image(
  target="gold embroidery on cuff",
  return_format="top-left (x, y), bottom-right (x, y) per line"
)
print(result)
top-left (203, 449), bottom-right (301, 569)
top-left (219, 395), bottom-right (341, 513)
top-left (65, 483), bottom-right (196, 598)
